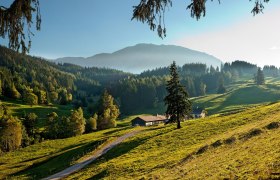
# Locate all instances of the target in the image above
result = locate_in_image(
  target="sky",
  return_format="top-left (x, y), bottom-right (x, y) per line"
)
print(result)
top-left (1, 0), bottom-right (280, 67)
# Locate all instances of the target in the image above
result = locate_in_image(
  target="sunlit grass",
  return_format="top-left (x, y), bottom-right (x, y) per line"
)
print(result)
top-left (0, 117), bottom-right (139, 179)
top-left (66, 102), bottom-right (280, 179)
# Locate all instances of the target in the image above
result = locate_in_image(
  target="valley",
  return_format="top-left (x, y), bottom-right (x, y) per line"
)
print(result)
top-left (0, 46), bottom-right (280, 180)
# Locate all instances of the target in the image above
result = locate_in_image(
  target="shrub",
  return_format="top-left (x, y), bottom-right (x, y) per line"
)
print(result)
top-left (266, 122), bottom-right (279, 130)
top-left (224, 136), bottom-right (236, 144)
top-left (86, 113), bottom-right (98, 133)
top-left (196, 145), bottom-right (209, 155)
top-left (240, 128), bottom-right (262, 140)
top-left (211, 140), bottom-right (222, 148)
top-left (0, 116), bottom-right (22, 152)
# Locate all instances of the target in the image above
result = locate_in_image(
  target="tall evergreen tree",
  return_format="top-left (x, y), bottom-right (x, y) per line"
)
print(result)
top-left (255, 67), bottom-right (265, 85)
top-left (217, 77), bottom-right (226, 94)
top-left (164, 61), bottom-right (192, 129)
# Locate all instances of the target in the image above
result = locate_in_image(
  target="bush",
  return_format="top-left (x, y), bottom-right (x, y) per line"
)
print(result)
top-left (240, 128), bottom-right (262, 140)
top-left (224, 136), bottom-right (236, 144)
top-left (211, 140), bottom-right (222, 148)
top-left (86, 113), bottom-right (98, 133)
top-left (196, 145), bottom-right (209, 155)
top-left (0, 116), bottom-right (22, 152)
top-left (266, 122), bottom-right (279, 130)
top-left (46, 108), bottom-right (85, 139)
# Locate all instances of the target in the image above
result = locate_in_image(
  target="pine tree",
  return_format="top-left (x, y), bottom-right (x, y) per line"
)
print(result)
top-left (217, 77), bottom-right (226, 94)
top-left (164, 61), bottom-right (192, 129)
top-left (255, 67), bottom-right (265, 85)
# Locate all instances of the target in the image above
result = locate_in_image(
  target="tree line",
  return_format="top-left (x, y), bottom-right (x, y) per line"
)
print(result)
top-left (0, 90), bottom-right (119, 152)
top-left (0, 46), bottom-right (274, 115)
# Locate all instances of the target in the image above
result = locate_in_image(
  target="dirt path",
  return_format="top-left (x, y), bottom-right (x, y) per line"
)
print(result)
top-left (43, 129), bottom-right (142, 180)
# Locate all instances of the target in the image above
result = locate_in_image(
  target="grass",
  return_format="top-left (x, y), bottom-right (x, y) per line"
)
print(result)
top-left (129, 78), bottom-right (280, 116)
top-left (65, 102), bottom-right (280, 179)
top-left (0, 100), bottom-right (74, 129)
top-left (193, 82), bottom-right (280, 115)
top-left (0, 118), bottom-right (140, 180)
top-left (1, 78), bottom-right (280, 179)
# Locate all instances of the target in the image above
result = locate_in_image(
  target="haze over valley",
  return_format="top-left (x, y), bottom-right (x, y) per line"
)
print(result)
top-left (54, 43), bottom-right (222, 73)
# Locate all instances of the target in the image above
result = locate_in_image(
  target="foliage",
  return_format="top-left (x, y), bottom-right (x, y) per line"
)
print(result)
top-left (67, 107), bottom-right (86, 136)
top-left (132, 0), bottom-right (270, 37)
top-left (86, 113), bottom-right (98, 132)
top-left (23, 112), bottom-right (38, 136)
top-left (0, 0), bottom-right (41, 53)
top-left (255, 67), bottom-right (265, 85)
top-left (0, 115), bottom-right (22, 152)
top-left (217, 77), bottom-right (226, 94)
top-left (46, 108), bottom-right (85, 139)
top-left (24, 91), bottom-right (38, 106)
top-left (97, 90), bottom-right (120, 130)
top-left (0, 46), bottom-right (75, 106)
top-left (164, 61), bottom-right (192, 129)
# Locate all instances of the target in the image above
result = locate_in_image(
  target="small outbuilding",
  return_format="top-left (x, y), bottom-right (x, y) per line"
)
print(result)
top-left (131, 115), bottom-right (168, 126)
top-left (191, 107), bottom-right (206, 118)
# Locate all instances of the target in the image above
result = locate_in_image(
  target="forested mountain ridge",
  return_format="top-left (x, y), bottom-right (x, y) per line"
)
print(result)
top-left (1, 45), bottom-right (280, 115)
top-left (54, 43), bottom-right (222, 73)
top-left (0, 46), bottom-right (130, 106)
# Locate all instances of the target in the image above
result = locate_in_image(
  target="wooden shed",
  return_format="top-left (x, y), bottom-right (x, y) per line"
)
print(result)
top-left (131, 115), bottom-right (168, 126)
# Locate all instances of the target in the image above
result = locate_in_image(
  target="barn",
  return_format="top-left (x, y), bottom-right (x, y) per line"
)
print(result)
top-left (131, 115), bottom-right (168, 126)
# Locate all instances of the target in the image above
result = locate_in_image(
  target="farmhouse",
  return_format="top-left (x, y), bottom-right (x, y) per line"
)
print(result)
top-left (191, 107), bottom-right (206, 118)
top-left (131, 115), bottom-right (168, 126)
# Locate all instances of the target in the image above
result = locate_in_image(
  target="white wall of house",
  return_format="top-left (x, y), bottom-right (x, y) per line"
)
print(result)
top-left (145, 122), bottom-right (153, 126)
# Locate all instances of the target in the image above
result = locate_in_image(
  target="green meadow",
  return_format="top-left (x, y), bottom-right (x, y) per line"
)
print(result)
top-left (1, 78), bottom-right (280, 179)
top-left (193, 79), bottom-right (280, 115)
top-left (0, 101), bottom-right (279, 179)
top-left (66, 102), bottom-right (280, 180)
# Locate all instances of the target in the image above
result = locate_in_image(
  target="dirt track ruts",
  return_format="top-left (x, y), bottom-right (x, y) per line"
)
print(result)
top-left (43, 129), bottom-right (142, 180)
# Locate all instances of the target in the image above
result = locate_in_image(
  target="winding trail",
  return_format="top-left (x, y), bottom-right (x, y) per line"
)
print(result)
top-left (43, 129), bottom-right (142, 180)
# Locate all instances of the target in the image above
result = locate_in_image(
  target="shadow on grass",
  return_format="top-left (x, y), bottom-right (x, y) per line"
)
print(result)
top-left (88, 170), bottom-right (108, 180)
top-left (102, 127), bottom-right (130, 136)
top-left (11, 140), bottom-right (105, 179)
top-left (88, 130), bottom-right (167, 179)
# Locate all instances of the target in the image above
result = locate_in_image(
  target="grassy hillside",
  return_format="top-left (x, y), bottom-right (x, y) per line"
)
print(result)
top-left (193, 81), bottom-right (280, 115)
top-left (0, 100), bottom-right (74, 129)
top-left (66, 102), bottom-right (280, 179)
top-left (0, 116), bottom-right (140, 179)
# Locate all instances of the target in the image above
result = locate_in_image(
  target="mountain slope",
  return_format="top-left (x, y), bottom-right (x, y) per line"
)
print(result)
top-left (66, 102), bottom-right (280, 179)
top-left (1, 102), bottom-right (279, 179)
top-left (55, 43), bottom-right (222, 73)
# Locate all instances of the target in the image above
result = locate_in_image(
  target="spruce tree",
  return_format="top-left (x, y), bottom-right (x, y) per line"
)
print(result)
top-left (255, 67), bottom-right (265, 85)
top-left (164, 61), bottom-right (192, 129)
top-left (217, 77), bottom-right (226, 94)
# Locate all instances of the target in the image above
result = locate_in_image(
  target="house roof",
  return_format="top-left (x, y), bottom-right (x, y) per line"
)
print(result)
top-left (137, 115), bottom-right (167, 122)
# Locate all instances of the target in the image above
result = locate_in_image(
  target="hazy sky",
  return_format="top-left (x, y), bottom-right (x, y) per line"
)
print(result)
top-left (2, 0), bottom-right (280, 66)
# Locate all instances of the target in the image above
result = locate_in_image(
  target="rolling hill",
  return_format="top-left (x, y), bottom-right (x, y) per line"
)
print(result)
top-left (54, 43), bottom-right (222, 73)
top-left (1, 101), bottom-right (279, 179)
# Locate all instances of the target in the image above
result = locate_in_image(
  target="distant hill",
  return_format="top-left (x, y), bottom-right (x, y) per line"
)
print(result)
top-left (54, 43), bottom-right (223, 73)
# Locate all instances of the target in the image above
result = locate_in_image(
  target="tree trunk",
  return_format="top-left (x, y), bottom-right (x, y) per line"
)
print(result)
top-left (177, 111), bottom-right (181, 129)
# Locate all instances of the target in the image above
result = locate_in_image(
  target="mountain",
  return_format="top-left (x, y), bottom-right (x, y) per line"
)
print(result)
top-left (54, 44), bottom-right (223, 74)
